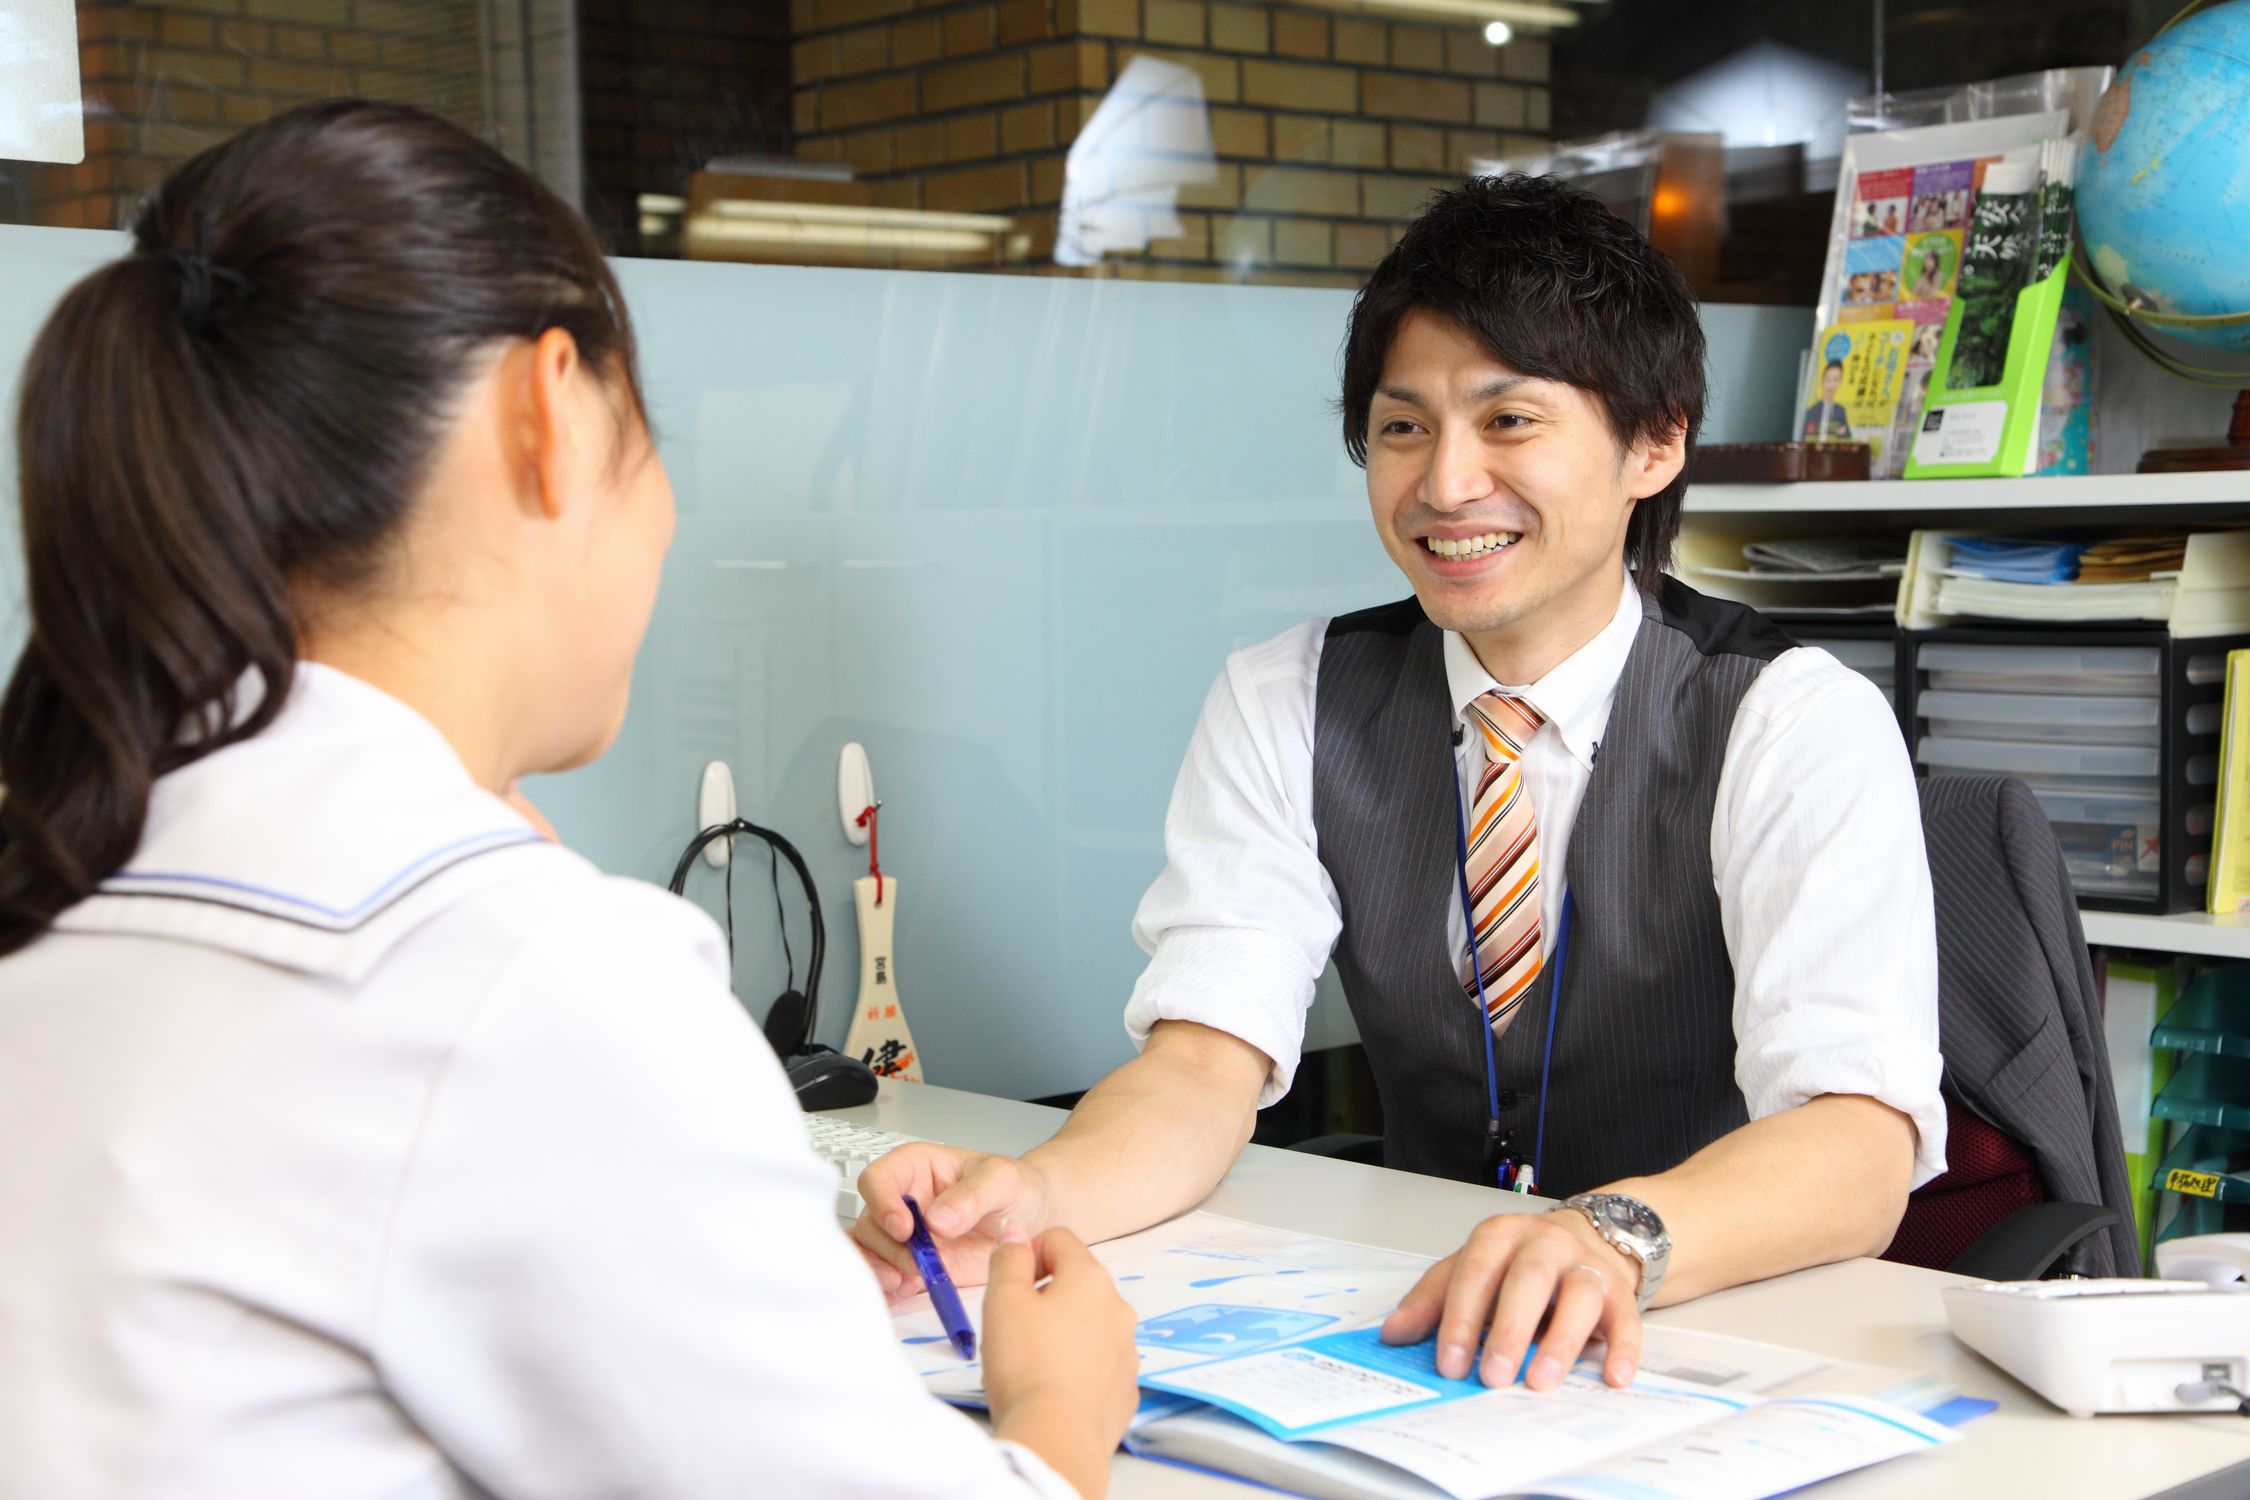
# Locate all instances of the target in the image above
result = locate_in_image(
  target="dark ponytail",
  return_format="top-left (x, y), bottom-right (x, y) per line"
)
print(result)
top-left (0, 100), bottom-right (643, 957)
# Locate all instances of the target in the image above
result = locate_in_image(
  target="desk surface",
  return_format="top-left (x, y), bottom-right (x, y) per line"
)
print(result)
top-left (839, 1081), bottom-right (2250, 1500)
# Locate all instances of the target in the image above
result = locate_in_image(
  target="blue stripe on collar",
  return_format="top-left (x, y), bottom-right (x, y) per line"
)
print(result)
top-left (105, 828), bottom-right (542, 928)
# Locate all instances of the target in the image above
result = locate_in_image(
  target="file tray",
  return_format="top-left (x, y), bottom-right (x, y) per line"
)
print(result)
top-left (2151, 1052), bottom-right (2250, 1131)
top-left (1909, 627), bottom-right (2250, 913)
top-left (1917, 690), bottom-right (2161, 745)
top-left (1898, 528), bottom-right (2250, 634)
top-left (2154, 1125), bottom-right (2250, 1241)
top-left (2152, 967), bottom-right (2250, 1059)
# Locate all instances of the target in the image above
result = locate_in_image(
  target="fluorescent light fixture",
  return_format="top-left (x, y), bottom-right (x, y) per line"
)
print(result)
top-left (705, 200), bottom-right (1014, 235)
top-left (1293, 0), bottom-right (1580, 29)
top-left (1484, 19), bottom-right (1515, 44)
top-left (685, 199), bottom-right (1026, 259)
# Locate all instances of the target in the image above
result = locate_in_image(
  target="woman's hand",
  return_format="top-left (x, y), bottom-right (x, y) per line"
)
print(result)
top-left (982, 1225), bottom-right (1139, 1500)
top-left (851, 1144), bottom-right (1053, 1302)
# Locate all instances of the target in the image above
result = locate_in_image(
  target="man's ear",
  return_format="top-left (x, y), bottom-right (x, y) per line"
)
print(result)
top-left (1624, 416), bottom-right (1688, 503)
top-left (522, 327), bottom-right (585, 522)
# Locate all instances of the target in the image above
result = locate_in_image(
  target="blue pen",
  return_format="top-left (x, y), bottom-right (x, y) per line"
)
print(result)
top-left (902, 1194), bottom-right (976, 1361)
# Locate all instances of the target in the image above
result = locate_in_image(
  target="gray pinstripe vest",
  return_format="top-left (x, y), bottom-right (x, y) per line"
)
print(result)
top-left (1311, 579), bottom-right (1795, 1198)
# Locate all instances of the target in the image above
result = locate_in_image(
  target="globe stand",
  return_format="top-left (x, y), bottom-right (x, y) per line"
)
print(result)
top-left (2138, 390), bottom-right (2250, 473)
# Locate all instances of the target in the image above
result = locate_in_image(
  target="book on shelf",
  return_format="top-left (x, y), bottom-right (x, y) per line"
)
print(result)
top-left (2209, 649), bottom-right (2250, 915)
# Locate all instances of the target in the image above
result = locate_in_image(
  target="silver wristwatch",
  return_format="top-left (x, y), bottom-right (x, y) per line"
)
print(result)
top-left (1564, 1192), bottom-right (1670, 1312)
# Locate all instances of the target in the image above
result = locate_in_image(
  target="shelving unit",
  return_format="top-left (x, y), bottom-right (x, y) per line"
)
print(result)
top-left (1688, 468), bottom-right (2250, 517)
top-left (1682, 469), bottom-right (2250, 960)
top-left (2079, 909), bottom-right (2250, 961)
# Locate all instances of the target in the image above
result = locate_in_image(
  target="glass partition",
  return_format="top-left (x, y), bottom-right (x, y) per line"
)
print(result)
top-left (0, 221), bottom-right (1807, 1096)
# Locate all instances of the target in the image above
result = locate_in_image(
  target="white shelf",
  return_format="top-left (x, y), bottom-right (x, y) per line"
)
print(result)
top-left (2080, 907), bottom-right (2250, 961)
top-left (1688, 468), bottom-right (2250, 516)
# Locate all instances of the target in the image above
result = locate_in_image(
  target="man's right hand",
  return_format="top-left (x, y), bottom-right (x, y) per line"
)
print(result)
top-left (850, 1143), bottom-right (1053, 1302)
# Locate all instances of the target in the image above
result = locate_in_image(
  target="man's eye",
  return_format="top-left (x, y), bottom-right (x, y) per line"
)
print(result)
top-left (1380, 419), bottom-right (1422, 435)
top-left (1491, 413), bottom-right (1529, 430)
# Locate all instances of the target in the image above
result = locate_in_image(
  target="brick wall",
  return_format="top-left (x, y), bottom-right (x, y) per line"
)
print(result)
top-left (578, 0), bottom-right (794, 255)
top-left (28, 0), bottom-right (485, 232)
top-left (788, 0), bottom-right (1551, 284)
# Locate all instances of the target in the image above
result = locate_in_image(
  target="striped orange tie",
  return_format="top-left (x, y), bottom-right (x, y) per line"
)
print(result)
top-left (1461, 691), bottom-right (1546, 1034)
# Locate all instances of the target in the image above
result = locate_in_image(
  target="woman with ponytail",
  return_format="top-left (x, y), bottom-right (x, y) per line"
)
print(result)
top-left (0, 101), bottom-right (1135, 1499)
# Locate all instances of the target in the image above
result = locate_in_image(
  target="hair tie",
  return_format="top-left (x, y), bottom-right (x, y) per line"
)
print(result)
top-left (161, 206), bottom-right (255, 338)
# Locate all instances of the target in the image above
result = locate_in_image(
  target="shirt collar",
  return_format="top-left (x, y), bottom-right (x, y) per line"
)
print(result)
top-left (1442, 570), bottom-right (1644, 772)
top-left (51, 663), bottom-right (557, 980)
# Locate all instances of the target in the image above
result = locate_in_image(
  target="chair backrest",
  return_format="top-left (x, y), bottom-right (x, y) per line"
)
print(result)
top-left (1883, 1094), bottom-right (2045, 1270)
top-left (1885, 774), bottom-right (2140, 1277)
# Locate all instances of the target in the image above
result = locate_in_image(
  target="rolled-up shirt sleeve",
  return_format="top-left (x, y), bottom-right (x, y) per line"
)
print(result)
top-left (1713, 649), bottom-right (1949, 1188)
top-left (1123, 621), bottom-right (1340, 1108)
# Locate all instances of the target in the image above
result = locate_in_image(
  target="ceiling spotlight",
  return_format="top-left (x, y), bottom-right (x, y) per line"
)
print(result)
top-left (1484, 19), bottom-right (1514, 44)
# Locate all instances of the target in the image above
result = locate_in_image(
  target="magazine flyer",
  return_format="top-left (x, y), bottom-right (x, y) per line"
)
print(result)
top-left (1810, 112), bottom-right (2065, 476)
top-left (1801, 320), bottom-right (1914, 472)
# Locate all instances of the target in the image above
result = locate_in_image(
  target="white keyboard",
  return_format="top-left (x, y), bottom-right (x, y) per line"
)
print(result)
top-left (805, 1115), bottom-right (920, 1225)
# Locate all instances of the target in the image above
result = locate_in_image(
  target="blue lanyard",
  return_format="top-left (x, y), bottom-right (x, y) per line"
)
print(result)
top-left (1451, 745), bottom-right (1571, 1191)
top-left (1448, 784), bottom-right (1505, 1185)
top-left (1535, 892), bottom-right (1571, 1188)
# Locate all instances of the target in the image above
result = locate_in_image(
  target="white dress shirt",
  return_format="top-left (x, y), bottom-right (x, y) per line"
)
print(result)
top-left (0, 665), bottom-right (1071, 1500)
top-left (1124, 572), bottom-right (1947, 1188)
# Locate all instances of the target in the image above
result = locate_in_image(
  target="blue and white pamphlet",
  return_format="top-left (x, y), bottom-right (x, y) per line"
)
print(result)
top-left (893, 1212), bottom-right (1972, 1500)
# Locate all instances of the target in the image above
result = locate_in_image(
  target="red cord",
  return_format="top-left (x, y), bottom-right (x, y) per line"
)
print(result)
top-left (855, 802), bottom-right (883, 905)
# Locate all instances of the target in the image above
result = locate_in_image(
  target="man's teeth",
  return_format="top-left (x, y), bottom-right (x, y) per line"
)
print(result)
top-left (1424, 533), bottom-right (1519, 559)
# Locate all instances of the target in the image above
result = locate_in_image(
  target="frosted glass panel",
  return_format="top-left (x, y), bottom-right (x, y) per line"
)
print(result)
top-left (0, 223), bottom-right (1808, 1100)
top-left (537, 257), bottom-right (1396, 1100)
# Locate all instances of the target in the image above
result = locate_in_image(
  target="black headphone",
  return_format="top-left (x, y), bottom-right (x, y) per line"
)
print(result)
top-left (669, 819), bottom-right (825, 1058)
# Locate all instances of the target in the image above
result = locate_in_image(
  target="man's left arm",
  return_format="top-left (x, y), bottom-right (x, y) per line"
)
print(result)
top-left (1383, 653), bottom-right (1943, 1390)
top-left (1604, 1092), bottom-right (1917, 1305)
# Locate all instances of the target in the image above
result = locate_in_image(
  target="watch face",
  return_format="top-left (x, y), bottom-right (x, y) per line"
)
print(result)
top-left (1593, 1195), bottom-right (1665, 1245)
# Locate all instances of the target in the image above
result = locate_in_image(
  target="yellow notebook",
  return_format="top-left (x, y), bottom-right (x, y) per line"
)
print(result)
top-left (2208, 649), bottom-right (2250, 915)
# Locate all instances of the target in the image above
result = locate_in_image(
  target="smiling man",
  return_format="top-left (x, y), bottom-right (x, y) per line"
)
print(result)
top-left (857, 175), bottom-right (1946, 1394)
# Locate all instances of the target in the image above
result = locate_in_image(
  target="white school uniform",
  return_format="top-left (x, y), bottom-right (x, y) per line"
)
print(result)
top-left (0, 664), bottom-right (1069, 1500)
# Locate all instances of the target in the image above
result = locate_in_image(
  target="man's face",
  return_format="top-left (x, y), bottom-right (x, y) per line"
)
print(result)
top-left (1820, 364), bottom-right (1843, 401)
top-left (1363, 310), bottom-right (1682, 661)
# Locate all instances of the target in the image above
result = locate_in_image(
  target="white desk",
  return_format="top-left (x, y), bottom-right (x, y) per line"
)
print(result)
top-left (838, 1081), bottom-right (2250, 1500)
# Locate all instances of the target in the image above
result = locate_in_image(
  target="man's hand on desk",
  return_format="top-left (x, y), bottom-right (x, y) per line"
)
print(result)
top-left (851, 1145), bottom-right (1053, 1302)
top-left (1381, 1209), bottom-right (1642, 1392)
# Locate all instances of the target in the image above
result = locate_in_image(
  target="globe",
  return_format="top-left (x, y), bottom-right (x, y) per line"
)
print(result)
top-left (2075, 0), bottom-right (2250, 356)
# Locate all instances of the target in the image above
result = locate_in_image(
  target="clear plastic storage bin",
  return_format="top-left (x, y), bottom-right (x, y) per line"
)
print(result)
top-left (1915, 736), bottom-right (2163, 779)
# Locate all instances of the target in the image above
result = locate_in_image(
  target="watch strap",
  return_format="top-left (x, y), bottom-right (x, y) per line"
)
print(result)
top-left (1564, 1194), bottom-right (1664, 1312)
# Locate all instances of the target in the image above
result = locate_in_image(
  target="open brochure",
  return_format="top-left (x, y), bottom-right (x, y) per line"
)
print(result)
top-left (1129, 1323), bottom-right (1962, 1500)
top-left (893, 1211), bottom-right (1437, 1416)
top-left (894, 1213), bottom-right (1979, 1499)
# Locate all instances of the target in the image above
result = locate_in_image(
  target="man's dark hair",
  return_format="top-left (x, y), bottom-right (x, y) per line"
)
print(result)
top-left (1823, 359), bottom-right (1844, 375)
top-left (1339, 174), bottom-right (1706, 594)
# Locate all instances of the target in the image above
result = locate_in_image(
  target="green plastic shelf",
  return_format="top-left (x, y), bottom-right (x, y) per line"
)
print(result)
top-left (2154, 1125), bottom-right (2250, 1208)
top-left (2150, 1052), bottom-right (2250, 1129)
top-left (2151, 966), bottom-right (2250, 1058)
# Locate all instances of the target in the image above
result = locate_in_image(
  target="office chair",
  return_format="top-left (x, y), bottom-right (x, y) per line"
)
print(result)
top-left (1883, 774), bottom-right (2137, 1280)
top-left (1292, 775), bottom-right (2138, 1282)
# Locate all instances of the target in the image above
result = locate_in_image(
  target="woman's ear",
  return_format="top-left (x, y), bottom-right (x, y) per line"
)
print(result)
top-left (522, 327), bottom-right (585, 522)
